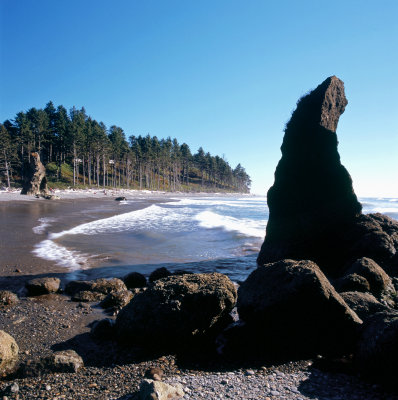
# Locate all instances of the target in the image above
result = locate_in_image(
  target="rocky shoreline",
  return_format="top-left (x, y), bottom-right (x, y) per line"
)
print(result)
top-left (1, 277), bottom-right (398, 400)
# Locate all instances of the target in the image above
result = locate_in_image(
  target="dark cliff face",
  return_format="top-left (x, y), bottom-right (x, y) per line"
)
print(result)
top-left (257, 76), bottom-right (362, 272)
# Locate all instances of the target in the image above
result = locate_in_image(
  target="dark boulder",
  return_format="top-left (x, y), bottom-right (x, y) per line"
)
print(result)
top-left (123, 271), bottom-right (147, 289)
top-left (237, 260), bottom-right (362, 357)
top-left (65, 277), bottom-right (127, 295)
top-left (355, 311), bottom-right (398, 387)
top-left (65, 280), bottom-right (94, 296)
top-left (347, 214), bottom-right (397, 265)
top-left (257, 77), bottom-right (362, 274)
top-left (115, 196), bottom-right (127, 201)
top-left (21, 152), bottom-right (49, 196)
top-left (65, 278), bottom-right (127, 302)
top-left (90, 318), bottom-right (115, 341)
top-left (26, 277), bottom-right (60, 296)
top-left (72, 291), bottom-right (107, 302)
top-left (345, 257), bottom-right (396, 305)
top-left (20, 350), bottom-right (84, 377)
top-left (368, 213), bottom-right (398, 247)
top-left (340, 291), bottom-right (390, 321)
top-left (0, 291), bottom-right (19, 306)
top-left (99, 289), bottom-right (134, 313)
top-left (334, 273), bottom-right (370, 293)
top-left (115, 273), bottom-right (237, 349)
top-left (149, 267), bottom-right (172, 283)
top-left (43, 194), bottom-right (60, 200)
top-left (46, 350), bottom-right (84, 373)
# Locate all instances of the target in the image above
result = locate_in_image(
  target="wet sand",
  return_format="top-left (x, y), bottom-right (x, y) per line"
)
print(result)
top-left (0, 195), bottom-right (173, 292)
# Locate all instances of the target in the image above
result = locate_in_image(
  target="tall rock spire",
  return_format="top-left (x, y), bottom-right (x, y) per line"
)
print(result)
top-left (257, 76), bottom-right (362, 272)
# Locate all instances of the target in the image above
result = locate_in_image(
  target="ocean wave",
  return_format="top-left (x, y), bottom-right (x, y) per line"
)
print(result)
top-left (32, 217), bottom-right (58, 234)
top-left (370, 207), bottom-right (398, 214)
top-left (32, 239), bottom-right (92, 270)
top-left (170, 197), bottom-right (267, 209)
top-left (194, 210), bottom-right (265, 238)
top-left (50, 204), bottom-right (193, 239)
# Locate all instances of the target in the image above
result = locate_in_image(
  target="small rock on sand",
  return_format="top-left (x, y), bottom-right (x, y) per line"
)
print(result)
top-left (25, 277), bottom-right (60, 296)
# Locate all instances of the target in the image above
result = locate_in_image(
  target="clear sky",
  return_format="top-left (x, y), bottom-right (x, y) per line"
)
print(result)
top-left (1, 0), bottom-right (397, 196)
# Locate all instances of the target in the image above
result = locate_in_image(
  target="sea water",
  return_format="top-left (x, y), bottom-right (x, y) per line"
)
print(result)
top-left (32, 196), bottom-right (398, 282)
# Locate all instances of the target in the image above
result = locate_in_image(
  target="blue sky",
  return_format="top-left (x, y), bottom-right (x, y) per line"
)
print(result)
top-left (1, 0), bottom-right (397, 196)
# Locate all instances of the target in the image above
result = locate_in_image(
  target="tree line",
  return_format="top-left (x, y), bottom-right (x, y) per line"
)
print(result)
top-left (0, 101), bottom-right (251, 192)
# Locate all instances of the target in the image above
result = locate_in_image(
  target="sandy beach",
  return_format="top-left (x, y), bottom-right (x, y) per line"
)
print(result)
top-left (0, 189), bottom-right (183, 292)
top-left (0, 189), bottom-right (254, 290)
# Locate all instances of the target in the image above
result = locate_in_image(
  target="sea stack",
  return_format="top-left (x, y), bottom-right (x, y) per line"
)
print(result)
top-left (21, 152), bottom-right (49, 197)
top-left (257, 76), bottom-right (362, 273)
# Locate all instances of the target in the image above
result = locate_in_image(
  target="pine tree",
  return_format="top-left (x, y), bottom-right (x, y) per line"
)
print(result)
top-left (3, 101), bottom-right (251, 193)
top-left (0, 123), bottom-right (16, 188)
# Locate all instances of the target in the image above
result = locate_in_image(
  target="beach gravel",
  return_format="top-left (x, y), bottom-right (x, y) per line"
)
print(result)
top-left (164, 367), bottom-right (398, 400)
top-left (1, 293), bottom-right (396, 399)
top-left (2, 361), bottom-right (398, 400)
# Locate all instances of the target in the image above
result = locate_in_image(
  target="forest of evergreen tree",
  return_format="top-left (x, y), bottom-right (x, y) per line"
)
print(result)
top-left (0, 102), bottom-right (251, 193)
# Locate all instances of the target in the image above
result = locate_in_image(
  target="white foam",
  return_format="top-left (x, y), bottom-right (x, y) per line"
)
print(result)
top-left (33, 204), bottom-right (192, 270)
top-left (50, 204), bottom-right (193, 240)
top-left (32, 217), bottom-right (58, 234)
top-left (371, 207), bottom-right (398, 214)
top-left (33, 196), bottom-right (269, 270)
top-left (170, 197), bottom-right (267, 209)
top-left (194, 211), bottom-right (265, 238)
top-left (32, 239), bottom-right (92, 270)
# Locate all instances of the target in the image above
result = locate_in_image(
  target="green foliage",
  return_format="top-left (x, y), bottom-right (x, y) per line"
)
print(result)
top-left (2, 101), bottom-right (251, 193)
top-left (46, 162), bottom-right (58, 177)
top-left (60, 163), bottom-right (73, 182)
